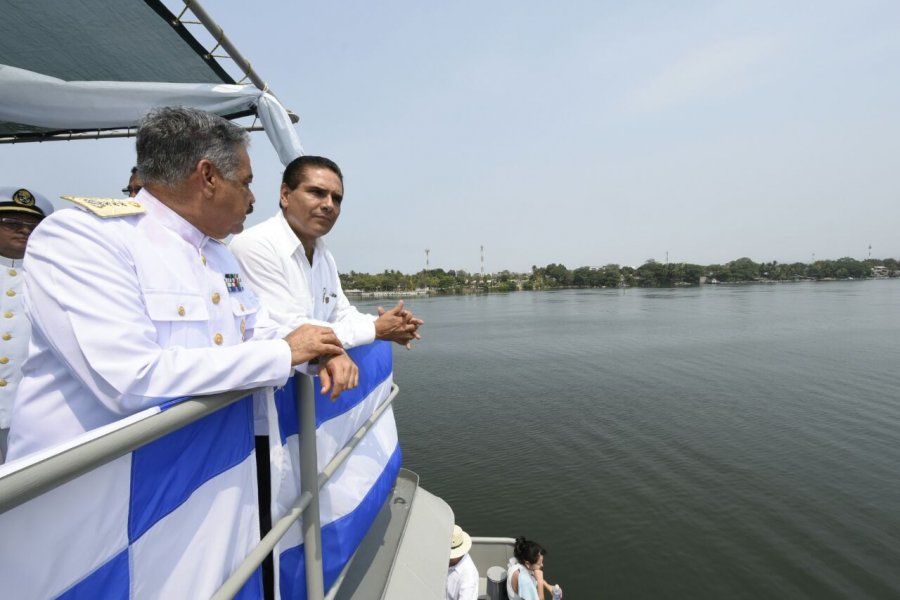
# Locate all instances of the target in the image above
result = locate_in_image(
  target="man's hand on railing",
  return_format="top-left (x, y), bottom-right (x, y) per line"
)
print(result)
top-left (283, 324), bottom-right (344, 366)
top-left (375, 300), bottom-right (423, 350)
top-left (319, 353), bottom-right (359, 400)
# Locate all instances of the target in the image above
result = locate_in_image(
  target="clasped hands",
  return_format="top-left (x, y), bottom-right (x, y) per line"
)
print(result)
top-left (374, 300), bottom-right (423, 349)
top-left (282, 301), bottom-right (422, 401)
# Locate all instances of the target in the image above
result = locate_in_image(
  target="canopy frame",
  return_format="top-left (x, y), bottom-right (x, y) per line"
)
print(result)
top-left (0, 0), bottom-right (297, 145)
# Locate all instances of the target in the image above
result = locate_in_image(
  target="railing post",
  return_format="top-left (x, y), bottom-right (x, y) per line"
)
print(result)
top-left (298, 373), bottom-right (325, 600)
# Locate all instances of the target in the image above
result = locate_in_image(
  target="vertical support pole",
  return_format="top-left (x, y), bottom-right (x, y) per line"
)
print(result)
top-left (298, 373), bottom-right (325, 600)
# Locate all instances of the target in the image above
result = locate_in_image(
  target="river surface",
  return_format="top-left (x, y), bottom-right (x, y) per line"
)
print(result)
top-left (357, 280), bottom-right (900, 599)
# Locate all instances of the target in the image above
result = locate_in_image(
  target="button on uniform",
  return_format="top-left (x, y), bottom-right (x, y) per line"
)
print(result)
top-left (211, 292), bottom-right (221, 305)
top-left (0, 250), bottom-right (37, 431)
top-left (177, 305), bottom-right (186, 317)
top-left (213, 333), bottom-right (223, 345)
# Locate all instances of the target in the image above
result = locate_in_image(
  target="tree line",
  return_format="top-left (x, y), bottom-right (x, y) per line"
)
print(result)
top-left (339, 257), bottom-right (899, 293)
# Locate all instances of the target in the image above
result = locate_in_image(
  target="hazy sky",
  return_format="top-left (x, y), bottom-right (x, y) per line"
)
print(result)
top-left (2, 0), bottom-right (899, 273)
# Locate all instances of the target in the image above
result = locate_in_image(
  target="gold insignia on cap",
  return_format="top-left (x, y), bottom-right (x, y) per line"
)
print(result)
top-left (12, 189), bottom-right (36, 207)
top-left (61, 196), bottom-right (146, 218)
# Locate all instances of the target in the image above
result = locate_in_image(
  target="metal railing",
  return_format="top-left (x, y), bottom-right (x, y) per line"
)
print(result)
top-left (0, 373), bottom-right (400, 599)
top-left (213, 376), bottom-right (399, 600)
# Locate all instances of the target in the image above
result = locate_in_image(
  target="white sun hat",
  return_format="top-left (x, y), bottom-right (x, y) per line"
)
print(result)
top-left (449, 524), bottom-right (473, 560)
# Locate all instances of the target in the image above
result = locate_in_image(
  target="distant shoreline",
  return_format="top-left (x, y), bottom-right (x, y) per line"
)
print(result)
top-left (344, 276), bottom-right (898, 298)
top-left (341, 257), bottom-right (899, 296)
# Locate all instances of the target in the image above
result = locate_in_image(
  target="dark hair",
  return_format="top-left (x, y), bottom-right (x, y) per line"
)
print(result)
top-left (513, 536), bottom-right (545, 564)
top-left (282, 155), bottom-right (343, 191)
top-left (130, 166), bottom-right (138, 175)
top-left (136, 106), bottom-right (248, 186)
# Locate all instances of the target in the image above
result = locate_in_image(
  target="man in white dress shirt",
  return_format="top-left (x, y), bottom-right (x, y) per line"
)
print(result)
top-left (6, 107), bottom-right (348, 460)
top-left (230, 156), bottom-right (422, 398)
top-left (447, 524), bottom-right (479, 600)
top-left (0, 187), bottom-right (53, 463)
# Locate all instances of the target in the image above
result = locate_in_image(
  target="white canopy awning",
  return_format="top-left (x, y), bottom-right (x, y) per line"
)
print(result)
top-left (0, 0), bottom-right (303, 164)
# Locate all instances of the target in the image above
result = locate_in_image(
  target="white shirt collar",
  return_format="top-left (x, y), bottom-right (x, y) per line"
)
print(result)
top-left (138, 189), bottom-right (213, 250)
top-left (0, 254), bottom-right (19, 268)
top-left (273, 210), bottom-right (327, 262)
top-left (448, 553), bottom-right (471, 573)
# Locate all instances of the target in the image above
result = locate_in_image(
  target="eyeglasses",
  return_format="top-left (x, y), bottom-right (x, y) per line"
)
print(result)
top-left (122, 186), bottom-right (142, 197)
top-left (0, 217), bottom-right (41, 230)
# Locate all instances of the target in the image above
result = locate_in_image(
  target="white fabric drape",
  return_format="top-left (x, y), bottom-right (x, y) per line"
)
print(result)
top-left (0, 64), bottom-right (303, 164)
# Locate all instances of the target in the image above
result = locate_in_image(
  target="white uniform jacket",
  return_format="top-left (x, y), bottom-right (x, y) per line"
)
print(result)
top-left (229, 211), bottom-right (376, 349)
top-left (0, 256), bottom-right (31, 430)
top-left (7, 192), bottom-right (292, 458)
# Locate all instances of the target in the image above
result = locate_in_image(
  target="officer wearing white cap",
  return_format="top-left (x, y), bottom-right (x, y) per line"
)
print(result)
top-left (0, 187), bottom-right (53, 463)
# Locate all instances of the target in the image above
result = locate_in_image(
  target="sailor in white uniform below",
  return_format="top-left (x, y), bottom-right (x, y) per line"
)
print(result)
top-left (6, 107), bottom-right (348, 460)
top-left (230, 155), bottom-right (423, 398)
top-left (0, 187), bottom-right (54, 463)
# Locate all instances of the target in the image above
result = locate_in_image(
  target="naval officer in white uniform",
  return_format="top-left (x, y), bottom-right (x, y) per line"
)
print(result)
top-left (6, 107), bottom-right (350, 460)
top-left (0, 187), bottom-right (54, 463)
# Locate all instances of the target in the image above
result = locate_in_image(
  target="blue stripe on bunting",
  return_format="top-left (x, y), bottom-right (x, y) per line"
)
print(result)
top-left (278, 443), bottom-right (402, 600)
top-left (56, 548), bottom-right (129, 600)
top-left (278, 545), bottom-right (304, 600)
top-left (158, 396), bottom-right (190, 411)
top-left (232, 567), bottom-right (264, 600)
top-left (275, 341), bottom-right (392, 444)
top-left (128, 396), bottom-right (255, 542)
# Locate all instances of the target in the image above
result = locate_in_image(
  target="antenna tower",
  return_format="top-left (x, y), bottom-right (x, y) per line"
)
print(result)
top-left (425, 248), bottom-right (430, 271)
top-left (480, 245), bottom-right (485, 278)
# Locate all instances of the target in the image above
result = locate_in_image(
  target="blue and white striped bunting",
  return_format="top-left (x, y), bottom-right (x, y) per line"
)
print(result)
top-left (0, 341), bottom-right (399, 599)
top-left (0, 395), bottom-right (263, 598)
top-left (270, 341), bottom-right (401, 599)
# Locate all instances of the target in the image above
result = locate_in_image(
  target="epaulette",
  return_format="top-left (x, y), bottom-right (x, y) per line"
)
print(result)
top-left (61, 196), bottom-right (146, 218)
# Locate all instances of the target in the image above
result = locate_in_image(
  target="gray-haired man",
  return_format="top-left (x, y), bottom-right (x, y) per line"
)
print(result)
top-left (7, 106), bottom-right (350, 459)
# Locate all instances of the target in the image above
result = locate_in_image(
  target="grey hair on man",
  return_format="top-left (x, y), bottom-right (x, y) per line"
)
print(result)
top-left (136, 106), bottom-right (249, 186)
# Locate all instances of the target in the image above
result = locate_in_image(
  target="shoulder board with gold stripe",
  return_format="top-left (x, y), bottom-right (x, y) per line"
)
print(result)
top-left (61, 196), bottom-right (146, 218)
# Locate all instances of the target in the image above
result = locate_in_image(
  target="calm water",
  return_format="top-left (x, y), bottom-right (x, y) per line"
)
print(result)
top-left (359, 280), bottom-right (900, 599)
